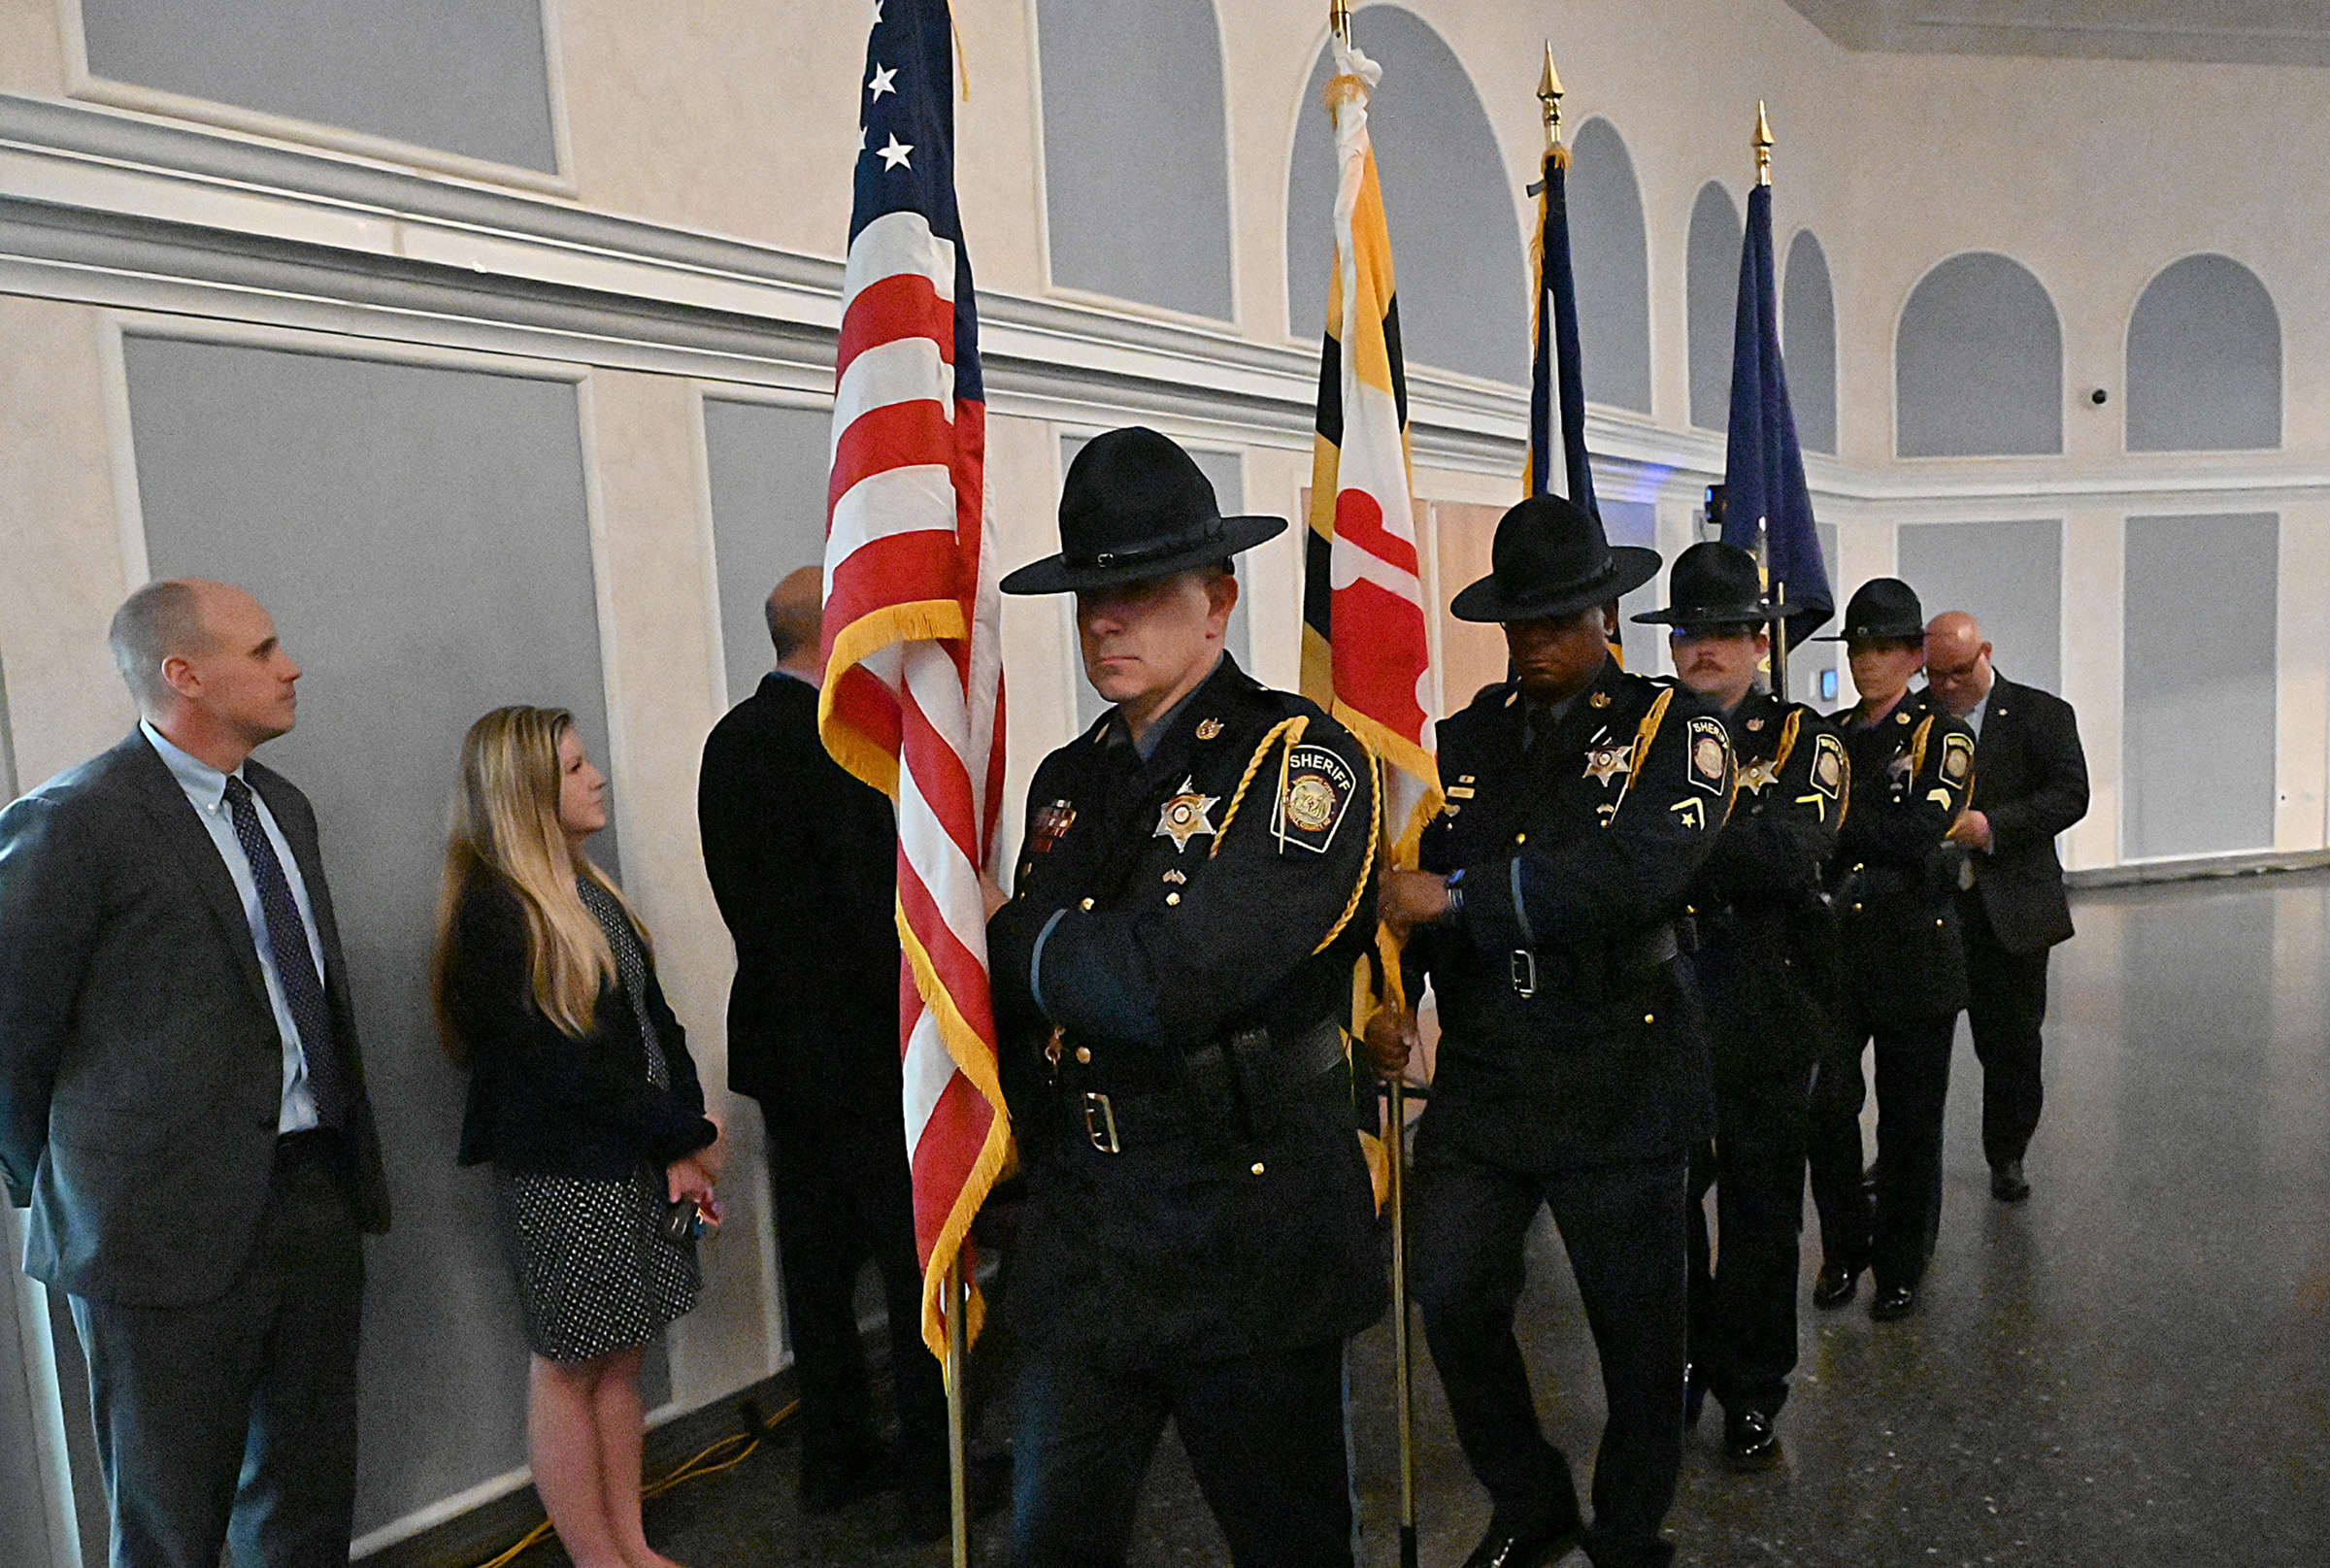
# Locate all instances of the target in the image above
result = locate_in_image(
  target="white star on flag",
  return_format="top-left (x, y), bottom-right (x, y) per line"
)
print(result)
top-left (872, 0), bottom-right (883, 19)
top-left (877, 133), bottom-right (914, 169)
top-left (868, 63), bottom-right (897, 100)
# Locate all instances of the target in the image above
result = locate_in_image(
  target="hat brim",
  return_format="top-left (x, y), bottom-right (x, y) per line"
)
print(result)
top-left (1448, 545), bottom-right (1662, 625)
top-left (1809, 620), bottom-right (1925, 644)
top-left (1631, 602), bottom-right (1773, 628)
top-left (999, 515), bottom-right (1286, 596)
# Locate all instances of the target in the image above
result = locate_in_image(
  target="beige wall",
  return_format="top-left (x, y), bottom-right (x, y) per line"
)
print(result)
top-left (3, 0), bottom-right (2327, 1551)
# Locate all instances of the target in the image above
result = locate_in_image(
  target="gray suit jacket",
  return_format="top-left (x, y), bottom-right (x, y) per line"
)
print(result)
top-left (0, 732), bottom-right (390, 1306)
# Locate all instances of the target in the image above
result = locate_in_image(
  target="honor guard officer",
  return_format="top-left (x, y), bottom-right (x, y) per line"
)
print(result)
top-left (1632, 544), bottom-right (1847, 1472)
top-left (1805, 579), bottom-right (1976, 1321)
top-left (986, 428), bottom-right (1385, 1567)
top-left (1367, 496), bottom-right (1732, 1568)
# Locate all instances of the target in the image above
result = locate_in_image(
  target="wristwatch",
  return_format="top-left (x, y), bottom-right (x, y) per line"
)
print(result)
top-left (1441, 867), bottom-right (1466, 919)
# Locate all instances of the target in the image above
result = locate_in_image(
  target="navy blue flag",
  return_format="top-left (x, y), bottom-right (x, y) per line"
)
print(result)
top-left (1525, 144), bottom-right (1596, 516)
top-left (1721, 183), bottom-right (1830, 646)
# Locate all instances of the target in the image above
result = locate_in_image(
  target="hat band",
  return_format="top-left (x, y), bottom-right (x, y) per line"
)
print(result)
top-left (1071, 519), bottom-right (1227, 573)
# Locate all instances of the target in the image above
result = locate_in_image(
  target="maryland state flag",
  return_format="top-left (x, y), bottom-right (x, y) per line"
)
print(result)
top-left (1304, 32), bottom-right (1442, 867)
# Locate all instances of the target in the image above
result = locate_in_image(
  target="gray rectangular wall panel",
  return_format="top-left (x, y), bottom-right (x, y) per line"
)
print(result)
top-left (1605, 500), bottom-right (1661, 673)
top-left (703, 400), bottom-right (834, 707)
top-left (122, 336), bottom-right (637, 1533)
top-left (82, 0), bottom-right (558, 173)
top-left (2123, 513), bottom-right (2278, 860)
top-left (1896, 518), bottom-right (2063, 695)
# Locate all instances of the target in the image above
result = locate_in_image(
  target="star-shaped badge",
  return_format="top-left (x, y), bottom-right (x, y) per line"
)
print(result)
top-left (1154, 777), bottom-right (1220, 852)
top-left (876, 133), bottom-right (914, 170)
top-left (1583, 742), bottom-right (1634, 785)
top-left (1738, 755), bottom-right (1781, 794)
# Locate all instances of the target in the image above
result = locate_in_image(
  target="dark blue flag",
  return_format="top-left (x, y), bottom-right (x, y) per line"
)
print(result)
top-left (1722, 183), bottom-right (1830, 645)
top-left (1526, 143), bottom-right (1596, 517)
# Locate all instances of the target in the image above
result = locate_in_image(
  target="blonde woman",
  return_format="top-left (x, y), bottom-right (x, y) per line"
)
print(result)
top-left (433, 707), bottom-right (720, 1568)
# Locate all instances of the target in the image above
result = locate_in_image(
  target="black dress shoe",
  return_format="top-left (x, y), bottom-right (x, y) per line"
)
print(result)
top-left (1869, 1282), bottom-right (1917, 1320)
top-left (1723, 1407), bottom-right (1783, 1472)
top-left (1812, 1259), bottom-right (1863, 1310)
top-left (1458, 1512), bottom-right (1583, 1568)
top-left (1990, 1159), bottom-right (2032, 1203)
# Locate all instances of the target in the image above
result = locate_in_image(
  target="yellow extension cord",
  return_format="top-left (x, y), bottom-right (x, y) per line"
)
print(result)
top-left (469, 1399), bottom-right (800, 1568)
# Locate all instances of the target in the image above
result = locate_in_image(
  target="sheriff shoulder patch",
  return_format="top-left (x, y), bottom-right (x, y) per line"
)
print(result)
top-left (1685, 717), bottom-right (1729, 796)
top-left (1275, 744), bottom-right (1356, 854)
top-left (1811, 733), bottom-right (1845, 800)
top-left (1941, 732), bottom-right (1974, 784)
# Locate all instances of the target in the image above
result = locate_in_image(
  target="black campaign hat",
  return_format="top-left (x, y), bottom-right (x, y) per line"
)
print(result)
top-left (1448, 494), bottom-right (1661, 624)
top-left (1632, 541), bottom-right (1772, 628)
top-left (1811, 577), bottom-right (1925, 642)
top-left (1000, 426), bottom-right (1285, 595)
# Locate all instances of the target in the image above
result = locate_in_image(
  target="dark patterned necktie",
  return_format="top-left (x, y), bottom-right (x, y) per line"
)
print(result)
top-left (221, 775), bottom-right (349, 1129)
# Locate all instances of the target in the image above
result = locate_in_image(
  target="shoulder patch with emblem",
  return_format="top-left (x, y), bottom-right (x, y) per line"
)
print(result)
top-left (1685, 716), bottom-right (1729, 796)
top-left (1811, 733), bottom-right (1845, 800)
top-left (1941, 731), bottom-right (1974, 784)
top-left (1275, 745), bottom-right (1356, 854)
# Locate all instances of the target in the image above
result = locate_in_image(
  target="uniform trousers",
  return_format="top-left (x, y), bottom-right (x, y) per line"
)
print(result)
top-left (1807, 1007), bottom-right (1958, 1290)
top-left (1010, 1335), bottom-right (1351, 1567)
top-left (69, 1131), bottom-right (364, 1568)
top-left (762, 1097), bottom-right (947, 1491)
top-left (1958, 894), bottom-right (2051, 1167)
top-left (1685, 1059), bottom-right (1814, 1416)
top-left (1412, 1146), bottom-right (1689, 1568)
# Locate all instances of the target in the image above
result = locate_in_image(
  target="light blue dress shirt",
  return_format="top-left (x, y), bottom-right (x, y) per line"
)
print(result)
top-left (141, 721), bottom-right (324, 1134)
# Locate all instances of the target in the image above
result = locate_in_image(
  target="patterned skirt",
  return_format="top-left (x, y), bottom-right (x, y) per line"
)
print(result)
top-left (495, 1161), bottom-right (698, 1363)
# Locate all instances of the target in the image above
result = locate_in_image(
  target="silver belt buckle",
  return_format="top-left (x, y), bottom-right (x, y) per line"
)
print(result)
top-left (1510, 949), bottom-right (1538, 998)
top-left (1082, 1091), bottom-right (1121, 1154)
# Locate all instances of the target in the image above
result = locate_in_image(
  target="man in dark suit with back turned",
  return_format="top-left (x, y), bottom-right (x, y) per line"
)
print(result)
top-left (0, 578), bottom-right (390, 1568)
top-left (697, 566), bottom-right (950, 1534)
top-left (1923, 612), bottom-right (2089, 1204)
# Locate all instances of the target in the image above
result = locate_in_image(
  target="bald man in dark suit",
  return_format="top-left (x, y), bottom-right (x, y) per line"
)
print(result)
top-left (0, 579), bottom-right (389, 1568)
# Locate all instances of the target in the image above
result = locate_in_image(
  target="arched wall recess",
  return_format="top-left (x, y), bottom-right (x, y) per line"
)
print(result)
top-left (1686, 181), bottom-right (1742, 431)
top-left (1567, 117), bottom-right (1652, 416)
top-left (2125, 253), bottom-right (2280, 452)
top-left (1783, 228), bottom-right (1837, 455)
top-left (1895, 251), bottom-right (2063, 457)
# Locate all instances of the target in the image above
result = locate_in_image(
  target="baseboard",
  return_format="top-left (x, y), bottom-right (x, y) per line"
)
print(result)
top-left (2067, 849), bottom-right (2330, 890)
top-left (353, 1367), bottom-right (797, 1568)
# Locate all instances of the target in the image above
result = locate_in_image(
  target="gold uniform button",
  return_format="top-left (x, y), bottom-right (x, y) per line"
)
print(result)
top-left (1851, 902), bottom-right (1863, 912)
top-left (1075, 1046), bottom-right (1091, 1064)
top-left (1935, 917), bottom-right (1945, 928)
top-left (1080, 897), bottom-right (1094, 911)
top-left (1644, 1014), bottom-right (1655, 1025)
top-left (1249, 1162), bottom-right (1266, 1176)
top-left (1514, 831), bottom-right (1527, 845)
top-left (1166, 891), bottom-right (1182, 906)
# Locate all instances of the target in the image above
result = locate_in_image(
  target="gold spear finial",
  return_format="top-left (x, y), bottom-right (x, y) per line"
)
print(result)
top-left (1754, 100), bottom-right (1774, 186)
top-left (1331, 0), bottom-right (1351, 45)
top-left (1538, 42), bottom-right (1565, 150)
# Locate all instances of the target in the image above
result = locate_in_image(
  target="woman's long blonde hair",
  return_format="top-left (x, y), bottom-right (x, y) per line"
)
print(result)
top-left (431, 706), bottom-right (644, 1063)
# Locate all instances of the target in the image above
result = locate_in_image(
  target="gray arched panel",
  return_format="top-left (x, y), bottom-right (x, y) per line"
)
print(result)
top-left (2126, 254), bottom-right (2281, 452)
top-left (1896, 253), bottom-right (2063, 457)
top-left (1038, 0), bottom-right (1234, 320)
top-left (1568, 118), bottom-right (1652, 415)
top-left (1286, 6), bottom-right (1526, 385)
top-left (1783, 229), bottom-right (1838, 455)
top-left (1686, 183), bottom-right (1741, 431)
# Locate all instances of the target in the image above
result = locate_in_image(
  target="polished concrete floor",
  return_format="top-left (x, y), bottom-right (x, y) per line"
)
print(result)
top-left (596, 871), bottom-right (2330, 1567)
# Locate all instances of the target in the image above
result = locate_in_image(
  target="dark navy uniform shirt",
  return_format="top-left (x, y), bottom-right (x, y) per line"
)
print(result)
top-left (1406, 654), bottom-right (1734, 1172)
top-left (986, 654), bottom-right (1386, 1361)
top-left (1828, 686), bottom-right (1978, 1018)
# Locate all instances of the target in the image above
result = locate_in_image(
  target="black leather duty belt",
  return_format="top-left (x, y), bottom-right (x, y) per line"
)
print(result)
top-left (1070, 1017), bottom-right (1345, 1155)
top-left (1509, 922), bottom-right (1679, 999)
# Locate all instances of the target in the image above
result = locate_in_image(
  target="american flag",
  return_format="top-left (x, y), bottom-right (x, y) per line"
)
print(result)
top-left (818, 0), bottom-right (1009, 1360)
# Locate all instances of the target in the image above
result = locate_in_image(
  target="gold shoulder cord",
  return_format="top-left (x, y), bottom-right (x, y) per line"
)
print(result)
top-left (1834, 744), bottom-right (1852, 834)
top-left (1909, 714), bottom-right (1934, 779)
top-left (1202, 713), bottom-right (1378, 955)
top-left (1608, 686), bottom-right (1674, 821)
top-left (1773, 707), bottom-right (1803, 774)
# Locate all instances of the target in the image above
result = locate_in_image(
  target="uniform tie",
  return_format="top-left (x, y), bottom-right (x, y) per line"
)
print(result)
top-left (221, 774), bottom-right (349, 1129)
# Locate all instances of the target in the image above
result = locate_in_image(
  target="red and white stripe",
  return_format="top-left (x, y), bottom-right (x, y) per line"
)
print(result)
top-left (820, 207), bottom-right (1009, 1358)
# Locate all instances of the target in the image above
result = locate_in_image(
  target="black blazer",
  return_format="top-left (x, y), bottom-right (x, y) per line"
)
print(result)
top-left (697, 672), bottom-right (901, 1124)
top-left (447, 875), bottom-right (715, 1181)
top-left (1963, 674), bottom-right (2089, 954)
top-left (0, 733), bottom-right (389, 1307)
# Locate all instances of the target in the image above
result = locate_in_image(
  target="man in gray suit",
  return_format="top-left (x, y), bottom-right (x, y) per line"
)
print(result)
top-left (0, 579), bottom-right (390, 1568)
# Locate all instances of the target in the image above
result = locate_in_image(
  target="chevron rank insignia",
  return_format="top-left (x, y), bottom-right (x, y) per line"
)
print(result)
top-left (1275, 745), bottom-right (1356, 854)
top-left (1686, 717), bottom-right (1729, 795)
